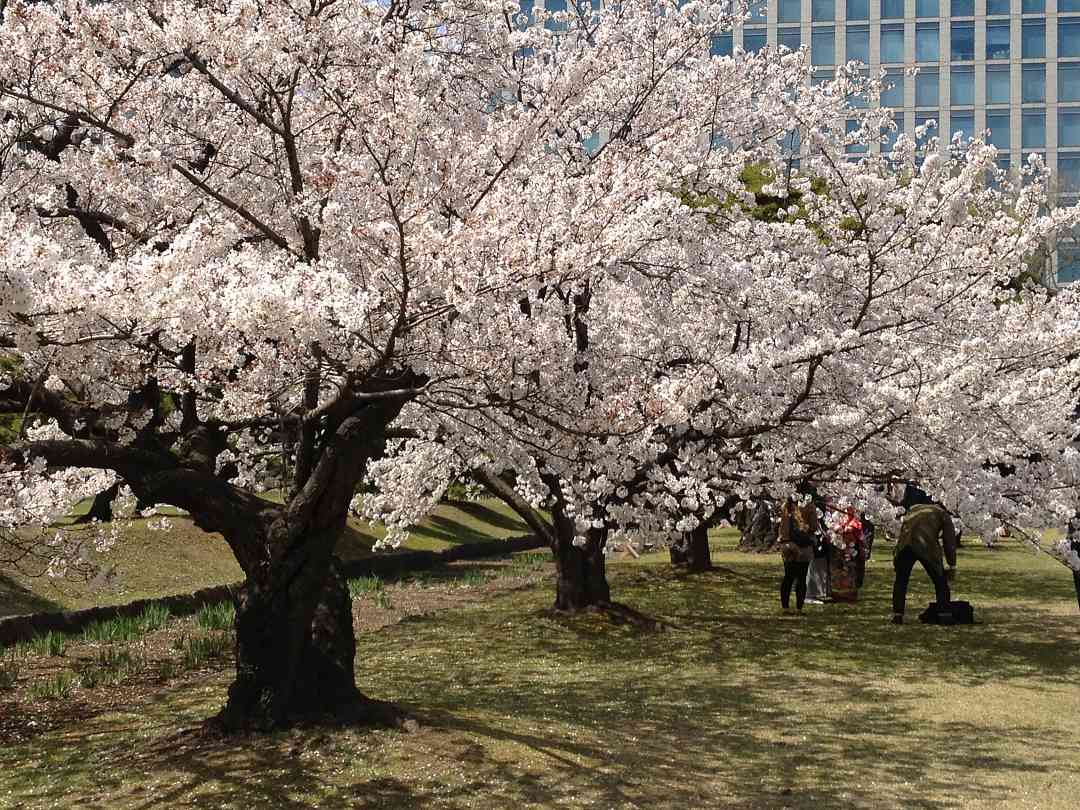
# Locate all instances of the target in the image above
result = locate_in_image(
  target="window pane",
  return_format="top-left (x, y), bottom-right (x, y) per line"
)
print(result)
top-left (1022, 22), bottom-right (1045, 59)
top-left (1061, 22), bottom-right (1080, 59)
top-left (747, 0), bottom-right (767, 22)
top-left (951, 23), bottom-right (974, 61)
top-left (1059, 242), bottom-right (1080, 285)
top-left (987, 112), bottom-right (1011, 150)
top-left (1023, 112), bottom-right (1046, 148)
top-left (811, 28), bottom-right (835, 64)
top-left (986, 65), bottom-right (1011, 105)
top-left (1022, 64), bottom-right (1046, 103)
top-left (916, 0), bottom-right (938, 16)
top-left (778, 0), bottom-right (801, 22)
top-left (779, 27), bottom-right (801, 52)
top-left (1060, 0), bottom-right (1080, 11)
top-left (951, 0), bottom-right (974, 13)
top-left (1021, 0), bottom-right (1043, 12)
top-left (916, 24), bottom-right (940, 62)
top-left (846, 0), bottom-right (869, 19)
top-left (916, 113), bottom-right (939, 148)
top-left (881, 24), bottom-right (905, 63)
top-left (916, 70), bottom-right (940, 106)
top-left (986, 22), bottom-right (1010, 60)
top-left (847, 26), bottom-right (870, 63)
top-left (881, 0), bottom-right (905, 17)
top-left (711, 33), bottom-right (733, 56)
top-left (1061, 64), bottom-right (1080, 102)
top-left (951, 67), bottom-right (974, 105)
top-left (1060, 158), bottom-right (1080, 193)
top-left (951, 111), bottom-right (975, 142)
top-left (881, 71), bottom-right (904, 108)
top-left (986, 0), bottom-right (1010, 12)
top-left (1061, 112), bottom-right (1080, 148)
top-left (743, 29), bottom-right (767, 54)
top-left (812, 0), bottom-right (834, 21)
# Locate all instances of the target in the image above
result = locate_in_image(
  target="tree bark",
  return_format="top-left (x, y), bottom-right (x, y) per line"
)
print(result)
top-left (738, 500), bottom-right (778, 552)
top-left (218, 555), bottom-right (358, 730)
top-left (553, 524), bottom-right (610, 611)
top-left (671, 525), bottom-right (712, 571)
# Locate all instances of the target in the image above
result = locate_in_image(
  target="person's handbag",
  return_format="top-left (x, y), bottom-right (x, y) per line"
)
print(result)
top-left (919, 600), bottom-right (975, 625)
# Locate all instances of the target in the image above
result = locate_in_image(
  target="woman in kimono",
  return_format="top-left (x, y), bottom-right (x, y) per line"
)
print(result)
top-left (828, 508), bottom-right (866, 603)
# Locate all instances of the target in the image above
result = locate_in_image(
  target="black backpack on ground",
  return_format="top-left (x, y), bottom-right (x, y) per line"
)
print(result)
top-left (919, 600), bottom-right (975, 625)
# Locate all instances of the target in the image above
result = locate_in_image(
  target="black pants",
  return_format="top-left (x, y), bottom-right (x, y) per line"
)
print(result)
top-left (781, 560), bottom-right (810, 610)
top-left (1073, 570), bottom-right (1080, 612)
top-left (892, 546), bottom-right (950, 616)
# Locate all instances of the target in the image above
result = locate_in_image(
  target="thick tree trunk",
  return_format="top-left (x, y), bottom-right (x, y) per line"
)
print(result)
top-left (738, 500), bottom-right (778, 552)
top-left (552, 525), bottom-right (610, 611)
top-left (671, 525), bottom-right (712, 571)
top-left (218, 555), bottom-right (357, 731)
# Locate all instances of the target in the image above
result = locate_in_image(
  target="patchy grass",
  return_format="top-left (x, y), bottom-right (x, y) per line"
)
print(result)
top-left (81, 604), bottom-right (173, 643)
top-left (194, 602), bottom-right (235, 633)
top-left (1, 498), bottom-right (532, 617)
top-left (0, 537), bottom-right (1078, 809)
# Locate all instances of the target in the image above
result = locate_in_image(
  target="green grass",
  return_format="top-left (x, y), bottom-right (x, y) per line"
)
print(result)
top-left (0, 654), bottom-right (18, 690)
top-left (348, 575), bottom-right (385, 598)
top-left (28, 631), bottom-right (66, 658)
top-left (1, 497), bottom-right (532, 617)
top-left (1, 535), bottom-right (1078, 809)
top-left (194, 602), bottom-right (235, 632)
top-left (27, 672), bottom-right (73, 701)
top-left (181, 634), bottom-right (232, 670)
top-left (81, 604), bottom-right (172, 643)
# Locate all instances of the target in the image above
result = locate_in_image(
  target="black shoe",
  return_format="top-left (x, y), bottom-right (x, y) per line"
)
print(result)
top-left (891, 614), bottom-right (904, 625)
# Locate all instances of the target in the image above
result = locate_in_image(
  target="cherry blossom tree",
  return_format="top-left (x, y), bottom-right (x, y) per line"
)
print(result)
top-left (0, 0), bottom-right (770, 727)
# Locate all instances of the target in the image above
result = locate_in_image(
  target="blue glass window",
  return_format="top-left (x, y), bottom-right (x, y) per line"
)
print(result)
top-left (916, 0), bottom-right (938, 16)
top-left (951, 22), bottom-right (974, 61)
top-left (1022, 64), bottom-right (1046, 104)
top-left (986, 65), bottom-right (1011, 105)
top-left (986, 22), bottom-right (1010, 60)
top-left (916, 70), bottom-right (940, 107)
top-left (846, 120), bottom-right (868, 153)
top-left (778, 0), bottom-right (801, 22)
top-left (1060, 0), bottom-right (1080, 11)
top-left (987, 111), bottom-right (1011, 150)
top-left (1021, 0), bottom-right (1044, 12)
top-left (881, 71), bottom-right (904, 109)
top-left (847, 26), bottom-right (870, 63)
top-left (743, 28), bottom-right (767, 54)
top-left (1022, 22), bottom-right (1045, 59)
top-left (779, 27), bottom-right (801, 52)
top-left (881, 25), bottom-right (905, 63)
top-left (846, 0), bottom-right (869, 19)
top-left (1061, 112), bottom-right (1080, 148)
top-left (811, 28), bottom-right (835, 64)
top-left (1061, 64), bottom-right (1080, 102)
top-left (951, 111), bottom-right (975, 142)
top-left (883, 115), bottom-right (904, 153)
top-left (916, 23), bottom-right (939, 62)
top-left (1058, 242), bottom-right (1080, 284)
top-left (986, 0), bottom-right (1010, 12)
top-left (1023, 111), bottom-right (1046, 148)
top-left (746, 0), bottom-right (767, 21)
top-left (1061, 22), bottom-right (1080, 59)
top-left (951, 66), bottom-right (974, 106)
top-left (544, 0), bottom-right (567, 30)
top-left (812, 0), bottom-right (834, 21)
top-left (711, 33), bottom-right (733, 57)
top-left (951, 0), bottom-right (974, 14)
top-left (881, 0), bottom-right (904, 17)
top-left (849, 70), bottom-right (870, 107)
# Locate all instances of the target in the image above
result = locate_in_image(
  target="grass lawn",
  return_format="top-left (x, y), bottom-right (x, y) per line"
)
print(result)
top-left (1, 533), bottom-right (1078, 809)
top-left (0, 497), bottom-right (532, 617)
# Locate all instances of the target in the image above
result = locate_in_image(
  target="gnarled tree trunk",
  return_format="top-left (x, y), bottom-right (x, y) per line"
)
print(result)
top-left (670, 524), bottom-right (712, 571)
top-left (738, 500), bottom-right (777, 552)
top-left (552, 524), bottom-right (610, 611)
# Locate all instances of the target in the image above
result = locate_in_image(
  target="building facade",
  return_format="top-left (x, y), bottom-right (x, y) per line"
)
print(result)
top-left (709, 0), bottom-right (1080, 281)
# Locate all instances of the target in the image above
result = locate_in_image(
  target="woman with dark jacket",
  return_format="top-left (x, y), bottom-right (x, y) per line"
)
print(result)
top-left (778, 497), bottom-right (817, 613)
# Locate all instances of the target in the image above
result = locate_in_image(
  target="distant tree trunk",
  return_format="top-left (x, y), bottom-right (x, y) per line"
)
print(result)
top-left (738, 501), bottom-right (778, 552)
top-left (552, 524), bottom-right (610, 611)
top-left (73, 481), bottom-right (152, 523)
top-left (671, 525), bottom-right (712, 571)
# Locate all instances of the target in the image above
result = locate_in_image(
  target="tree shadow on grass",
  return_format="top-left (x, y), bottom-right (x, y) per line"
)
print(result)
top-left (440, 500), bottom-right (530, 534)
top-left (0, 572), bottom-right (64, 618)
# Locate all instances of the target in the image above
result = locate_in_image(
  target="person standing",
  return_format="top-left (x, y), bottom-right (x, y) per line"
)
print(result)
top-left (892, 503), bottom-right (957, 625)
top-left (778, 496), bottom-right (816, 613)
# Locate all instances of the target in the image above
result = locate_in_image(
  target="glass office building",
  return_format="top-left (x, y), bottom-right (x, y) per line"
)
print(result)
top-left (711, 0), bottom-right (1080, 282)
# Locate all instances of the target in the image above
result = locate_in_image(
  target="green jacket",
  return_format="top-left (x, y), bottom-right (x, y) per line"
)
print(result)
top-left (895, 504), bottom-right (957, 574)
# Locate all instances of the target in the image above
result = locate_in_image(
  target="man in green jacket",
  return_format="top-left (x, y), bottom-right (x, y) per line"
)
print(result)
top-left (892, 504), bottom-right (957, 625)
